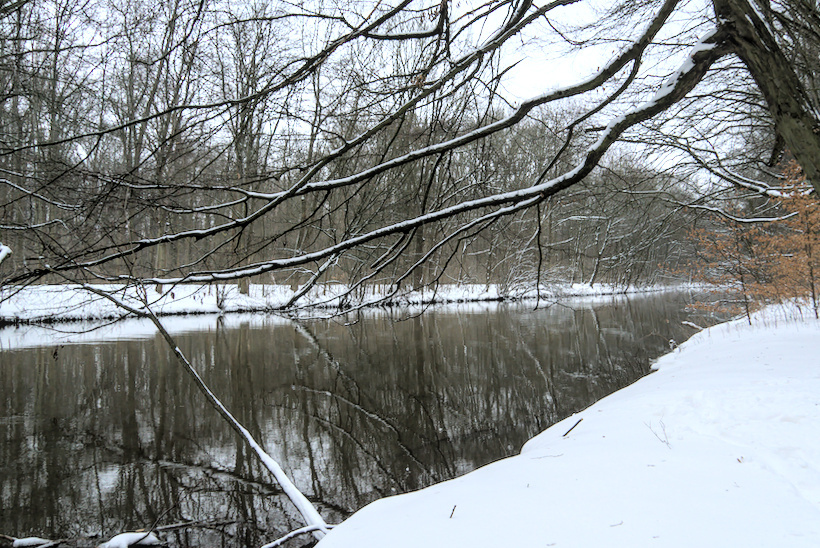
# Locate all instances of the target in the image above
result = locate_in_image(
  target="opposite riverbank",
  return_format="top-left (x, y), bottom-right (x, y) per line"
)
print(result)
top-left (0, 282), bottom-right (692, 324)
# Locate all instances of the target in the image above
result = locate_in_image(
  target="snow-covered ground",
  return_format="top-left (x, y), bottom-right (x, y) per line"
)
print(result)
top-left (0, 282), bottom-right (685, 323)
top-left (316, 304), bottom-right (820, 548)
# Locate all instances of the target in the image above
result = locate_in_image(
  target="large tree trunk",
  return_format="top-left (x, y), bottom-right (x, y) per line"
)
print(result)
top-left (714, 0), bottom-right (820, 191)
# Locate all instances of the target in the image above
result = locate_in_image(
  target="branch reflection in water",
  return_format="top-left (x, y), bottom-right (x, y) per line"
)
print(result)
top-left (0, 292), bottom-right (720, 546)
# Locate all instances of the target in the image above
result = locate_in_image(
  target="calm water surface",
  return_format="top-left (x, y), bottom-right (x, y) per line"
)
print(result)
top-left (0, 292), bottom-right (721, 546)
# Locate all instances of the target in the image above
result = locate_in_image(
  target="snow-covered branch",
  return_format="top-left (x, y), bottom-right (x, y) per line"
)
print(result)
top-left (114, 25), bottom-right (730, 288)
top-left (5, 0), bottom-right (682, 286)
top-left (684, 202), bottom-right (797, 223)
top-left (76, 284), bottom-right (330, 539)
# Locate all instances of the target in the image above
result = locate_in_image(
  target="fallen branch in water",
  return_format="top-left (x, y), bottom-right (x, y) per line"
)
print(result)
top-left (153, 519), bottom-right (238, 532)
top-left (78, 282), bottom-right (331, 540)
top-left (259, 524), bottom-right (335, 548)
top-left (1, 520), bottom-right (241, 548)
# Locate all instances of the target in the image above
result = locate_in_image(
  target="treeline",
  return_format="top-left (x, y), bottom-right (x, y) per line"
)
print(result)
top-left (0, 0), bottom-right (699, 297)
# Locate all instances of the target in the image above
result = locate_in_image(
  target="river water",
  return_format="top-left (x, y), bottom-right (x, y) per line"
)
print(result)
top-left (0, 291), bottom-right (721, 546)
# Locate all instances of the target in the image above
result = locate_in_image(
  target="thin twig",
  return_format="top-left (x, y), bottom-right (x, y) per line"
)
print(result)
top-left (562, 417), bottom-right (583, 437)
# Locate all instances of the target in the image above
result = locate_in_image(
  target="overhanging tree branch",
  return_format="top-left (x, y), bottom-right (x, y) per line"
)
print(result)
top-left (107, 26), bottom-right (732, 286)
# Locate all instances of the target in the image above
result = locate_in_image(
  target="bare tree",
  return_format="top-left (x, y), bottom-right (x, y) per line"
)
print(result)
top-left (0, 0), bottom-right (818, 300)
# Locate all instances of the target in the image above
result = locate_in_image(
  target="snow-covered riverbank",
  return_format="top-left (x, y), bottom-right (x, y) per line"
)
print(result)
top-left (316, 305), bottom-right (820, 548)
top-left (0, 282), bottom-right (687, 323)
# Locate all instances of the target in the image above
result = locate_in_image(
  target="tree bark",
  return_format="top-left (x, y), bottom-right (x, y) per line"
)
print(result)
top-left (714, 0), bottom-right (820, 191)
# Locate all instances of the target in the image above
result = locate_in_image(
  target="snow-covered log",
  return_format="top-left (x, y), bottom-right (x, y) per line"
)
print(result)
top-left (97, 531), bottom-right (161, 548)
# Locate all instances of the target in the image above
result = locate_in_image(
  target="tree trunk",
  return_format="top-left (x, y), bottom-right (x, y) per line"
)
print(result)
top-left (714, 0), bottom-right (820, 191)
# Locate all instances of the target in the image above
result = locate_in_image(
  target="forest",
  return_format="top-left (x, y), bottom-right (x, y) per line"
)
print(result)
top-left (0, 0), bottom-right (816, 307)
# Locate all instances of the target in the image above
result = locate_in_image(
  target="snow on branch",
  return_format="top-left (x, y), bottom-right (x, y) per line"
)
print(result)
top-left (259, 523), bottom-right (334, 548)
top-left (684, 202), bottom-right (798, 223)
top-left (98, 531), bottom-right (161, 548)
top-left (0, 535), bottom-right (60, 548)
top-left (0, 244), bottom-right (11, 266)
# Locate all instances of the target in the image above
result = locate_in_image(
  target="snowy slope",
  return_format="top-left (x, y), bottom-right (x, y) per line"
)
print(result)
top-left (316, 306), bottom-right (820, 548)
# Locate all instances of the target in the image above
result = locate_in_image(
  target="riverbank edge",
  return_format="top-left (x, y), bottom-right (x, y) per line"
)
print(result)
top-left (0, 282), bottom-right (703, 326)
top-left (314, 304), bottom-right (820, 548)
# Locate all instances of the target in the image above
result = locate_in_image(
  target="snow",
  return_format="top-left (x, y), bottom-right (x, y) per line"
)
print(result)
top-left (0, 284), bottom-right (698, 351)
top-left (0, 313), bottom-right (293, 351)
top-left (97, 532), bottom-right (160, 548)
top-left (316, 305), bottom-right (820, 548)
top-left (652, 26), bottom-right (719, 105)
top-left (0, 244), bottom-right (11, 266)
top-left (11, 538), bottom-right (53, 548)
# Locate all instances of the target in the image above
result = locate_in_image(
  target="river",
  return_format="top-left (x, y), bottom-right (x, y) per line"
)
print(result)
top-left (0, 291), bottom-right (722, 546)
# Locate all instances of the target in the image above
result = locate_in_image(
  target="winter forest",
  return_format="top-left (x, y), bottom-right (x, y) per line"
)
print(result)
top-left (0, 0), bottom-right (816, 301)
top-left (1, 0), bottom-right (819, 545)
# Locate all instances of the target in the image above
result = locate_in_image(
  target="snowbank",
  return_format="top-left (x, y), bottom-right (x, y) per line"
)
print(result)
top-left (316, 306), bottom-right (820, 548)
top-left (0, 282), bottom-right (688, 323)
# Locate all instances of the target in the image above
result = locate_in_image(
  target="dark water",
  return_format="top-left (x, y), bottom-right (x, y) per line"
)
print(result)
top-left (0, 292), bottom-right (721, 546)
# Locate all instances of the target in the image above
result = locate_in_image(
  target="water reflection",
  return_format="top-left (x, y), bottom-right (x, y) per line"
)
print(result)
top-left (0, 293), bottom-right (720, 546)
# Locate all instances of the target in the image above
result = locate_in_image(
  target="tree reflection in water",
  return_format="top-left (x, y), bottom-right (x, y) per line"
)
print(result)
top-left (0, 293), bottom-right (720, 546)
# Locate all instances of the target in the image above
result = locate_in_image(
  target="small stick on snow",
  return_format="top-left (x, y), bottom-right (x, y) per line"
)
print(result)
top-left (563, 418), bottom-right (583, 437)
